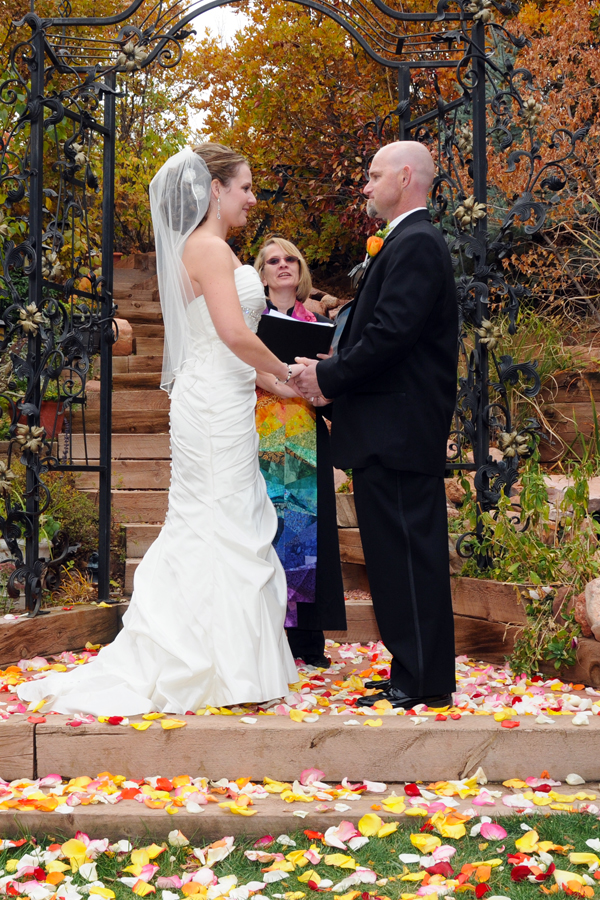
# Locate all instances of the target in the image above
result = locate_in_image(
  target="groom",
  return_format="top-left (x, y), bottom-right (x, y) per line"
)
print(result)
top-left (295, 141), bottom-right (458, 709)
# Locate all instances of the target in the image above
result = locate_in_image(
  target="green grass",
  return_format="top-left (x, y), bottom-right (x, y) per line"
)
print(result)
top-left (2, 815), bottom-right (600, 900)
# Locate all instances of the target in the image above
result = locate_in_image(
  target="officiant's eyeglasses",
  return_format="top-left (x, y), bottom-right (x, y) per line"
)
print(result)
top-left (265, 255), bottom-right (299, 266)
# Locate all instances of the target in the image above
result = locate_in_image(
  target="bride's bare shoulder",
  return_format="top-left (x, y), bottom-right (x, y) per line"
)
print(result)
top-left (184, 231), bottom-right (232, 262)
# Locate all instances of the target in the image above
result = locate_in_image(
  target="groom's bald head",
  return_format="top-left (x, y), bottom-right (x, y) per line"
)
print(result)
top-left (364, 140), bottom-right (435, 221)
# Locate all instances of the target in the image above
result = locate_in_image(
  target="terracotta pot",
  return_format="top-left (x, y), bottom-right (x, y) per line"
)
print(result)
top-left (19, 400), bottom-right (65, 439)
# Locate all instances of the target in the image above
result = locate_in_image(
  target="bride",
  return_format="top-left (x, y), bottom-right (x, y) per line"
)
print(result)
top-left (18, 143), bottom-right (302, 715)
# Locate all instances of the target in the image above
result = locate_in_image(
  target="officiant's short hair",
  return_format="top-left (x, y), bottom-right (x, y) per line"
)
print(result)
top-left (255, 236), bottom-right (312, 303)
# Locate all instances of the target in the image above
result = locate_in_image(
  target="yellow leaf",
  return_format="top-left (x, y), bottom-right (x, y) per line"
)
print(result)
top-left (290, 710), bottom-right (307, 722)
top-left (358, 813), bottom-right (383, 836)
top-left (364, 718), bottom-right (383, 727)
top-left (131, 850), bottom-right (150, 867)
top-left (142, 712), bottom-right (165, 720)
top-left (161, 719), bottom-right (187, 730)
top-left (89, 888), bottom-right (115, 899)
top-left (410, 834), bottom-right (441, 854)
top-left (401, 873), bottom-right (427, 882)
top-left (378, 822), bottom-right (398, 838)
top-left (130, 722), bottom-right (153, 731)
top-left (515, 830), bottom-right (539, 853)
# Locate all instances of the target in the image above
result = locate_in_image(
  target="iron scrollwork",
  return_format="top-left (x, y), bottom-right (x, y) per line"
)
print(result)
top-left (0, 12), bottom-right (115, 613)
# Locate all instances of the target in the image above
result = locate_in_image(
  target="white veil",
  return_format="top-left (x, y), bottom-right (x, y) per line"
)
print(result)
top-left (149, 147), bottom-right (212, 393)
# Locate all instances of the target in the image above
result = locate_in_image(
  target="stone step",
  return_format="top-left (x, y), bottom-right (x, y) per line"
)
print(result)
top-left (60, 433), bottom-right (171, 460)
top-left (71, 409), bottom-right (169, 433)
top-left (75, 458), bottom-right (171, 490)
top-left (112, 371), bottom-right (162, 390)
top-left (83, 489), bottom-right (168, 523)
top-left (85, 389), bottom-right (169, 410)
top-left (135, 337), bottom-right (165, 356)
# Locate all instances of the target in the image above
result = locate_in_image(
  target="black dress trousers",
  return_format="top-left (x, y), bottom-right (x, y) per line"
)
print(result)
top-left (352, 466), bottom-right (456, 698)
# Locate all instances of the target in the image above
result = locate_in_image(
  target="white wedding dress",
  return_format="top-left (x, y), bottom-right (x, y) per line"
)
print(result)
top-left (18, 266), bottom-right (298, 715)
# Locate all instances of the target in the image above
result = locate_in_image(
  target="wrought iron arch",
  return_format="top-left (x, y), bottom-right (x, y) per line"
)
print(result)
top-left (0, 0), bottom-right (586, 614)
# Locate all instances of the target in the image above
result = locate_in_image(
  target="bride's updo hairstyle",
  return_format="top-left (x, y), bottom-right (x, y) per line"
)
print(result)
top-left (192, 142), bottom-right (248, 223)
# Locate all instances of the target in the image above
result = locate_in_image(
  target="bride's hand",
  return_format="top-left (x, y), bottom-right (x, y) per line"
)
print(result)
top-left (288, 363), bottom-right (306, 380)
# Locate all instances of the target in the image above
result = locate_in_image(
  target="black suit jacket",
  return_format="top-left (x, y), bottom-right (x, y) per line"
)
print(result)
top-left (317, 209), bottom-right (458, 477)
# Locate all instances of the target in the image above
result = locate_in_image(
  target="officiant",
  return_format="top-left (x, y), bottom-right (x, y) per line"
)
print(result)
top-left (254, 236), bottom-right (346, 667)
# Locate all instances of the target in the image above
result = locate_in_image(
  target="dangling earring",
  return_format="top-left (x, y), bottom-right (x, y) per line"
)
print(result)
top-left (217, 197), bottom-right (221, 220)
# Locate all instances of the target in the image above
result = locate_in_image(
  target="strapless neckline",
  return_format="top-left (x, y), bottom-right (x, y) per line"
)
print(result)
top-left (193, 265), bottom-right (258, 302)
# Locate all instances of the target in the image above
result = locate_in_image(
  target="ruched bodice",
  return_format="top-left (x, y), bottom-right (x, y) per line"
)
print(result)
top-left (187, 265), bottom-right (265, 356)
top-left (18, 262), bottom-right (297, 715)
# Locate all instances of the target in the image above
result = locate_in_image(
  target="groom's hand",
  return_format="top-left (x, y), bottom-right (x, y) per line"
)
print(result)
top-left (294, 357), bottom-right (321, 398)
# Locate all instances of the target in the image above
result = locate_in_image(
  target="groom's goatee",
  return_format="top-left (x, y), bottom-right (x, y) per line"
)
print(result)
top-left (366, 199), bottom-right (379, 218)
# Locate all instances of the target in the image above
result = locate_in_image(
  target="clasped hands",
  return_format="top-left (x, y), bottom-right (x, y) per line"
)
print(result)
top-left (288, 353), bottom-right (332, 407)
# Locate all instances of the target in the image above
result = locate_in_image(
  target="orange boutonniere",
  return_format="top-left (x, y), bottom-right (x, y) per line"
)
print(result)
top-left (366, 223), bottom-right (392, 257)
top-left (366, 235), bottom-right (384, 257)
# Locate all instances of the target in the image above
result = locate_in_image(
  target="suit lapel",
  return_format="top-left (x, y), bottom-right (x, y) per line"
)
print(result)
top-left (334, 209), bottom-right (433, 353)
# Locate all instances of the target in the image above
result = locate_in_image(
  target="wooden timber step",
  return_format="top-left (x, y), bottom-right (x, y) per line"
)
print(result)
top-left (60, 433), bottom-right (171, 460)
top-left (539, 370), bottom-right (600, 403)
top-left (75, 458), bottom-right (170, 490)
top-left (118, 355), bottom-right (163, 372)
top-left (124, 523), bottom-right (162, 556)
top-left (338, 527), bottom-right (365, 565)
top-left (0, 603), bottom-right (128, 668)
top-left (85, 390), bottom-right (169, 410)
top-left (114, 298), bottom-right (163, 324)
top-left (134, 337), bottom-right (165, 356)
top-left (113, 288), bottom-right (157, 303)
top-left (1, 786), bottom-right (576, 842)
top-left (83, 489), bottom-right (168, 523)
top-left (133, 323), bottom-right (164, 339)
top-left (71, 409), bottom-right (169, 433)
top-left (112, 372), bottom-right (162, 390)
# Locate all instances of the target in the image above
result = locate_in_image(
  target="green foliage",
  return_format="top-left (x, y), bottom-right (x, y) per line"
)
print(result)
top-left (455, 453), bottom-right (598, 675)
top-left (460, 454), bottom-right (600, 592)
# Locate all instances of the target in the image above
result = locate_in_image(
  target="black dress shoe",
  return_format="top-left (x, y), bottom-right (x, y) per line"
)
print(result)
top-left (364, 677), bottom-right (391, 690)
top-left (356, 687), bottom-right (453, 710)
top-left (301, 654), bottom-right (331, 669)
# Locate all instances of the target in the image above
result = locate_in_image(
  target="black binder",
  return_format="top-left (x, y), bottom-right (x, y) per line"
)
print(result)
top-left (257, 311), bottom-right (334, 361)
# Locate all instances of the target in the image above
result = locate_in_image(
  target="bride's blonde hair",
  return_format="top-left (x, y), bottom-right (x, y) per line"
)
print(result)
top-left (192, 142), bottom-right (248, 186)
top-left (255, 235), bottom-right (313, 303)
top-left (192, 143), bottom-right (248, 225)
